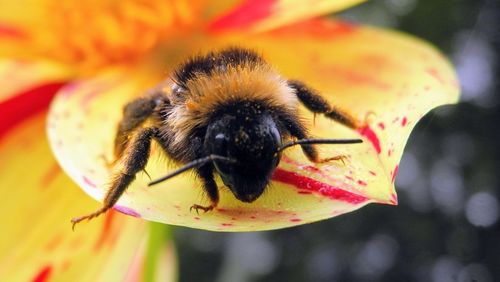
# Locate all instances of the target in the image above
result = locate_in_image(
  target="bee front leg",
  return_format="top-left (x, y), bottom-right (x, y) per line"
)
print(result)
top-left (190, 165), bottom-right (219, 214)
top-left (298, 142), bottom-right (348, 165)
top-left (113, 93), bottom-right (168, 163)
top-left (288, 80), bottom-right (359, 129)
top-left (280, 113), bottom-right (347, 164)
top-left (72, 127), bottom-right (159, 229)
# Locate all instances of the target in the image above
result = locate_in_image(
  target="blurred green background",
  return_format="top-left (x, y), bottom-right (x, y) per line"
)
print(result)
top-left (173, 0), bottom-right (499, 281)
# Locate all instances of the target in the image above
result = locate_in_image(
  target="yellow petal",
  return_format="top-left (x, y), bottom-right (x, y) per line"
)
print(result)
top-left (0, 113), bottom-right (148, 280)
top-left (49, 19), bottom-right (459, 231)
top-left (0, 1), bottom-right (48, 59)
top-left (208, 0), bottom-right (366, 32)
top-left (0, 1), bottom-right (41, 52)
top-left (0, 59), bottom-right (69, 103)
top-left (0, 59), bottom-right (70, 143)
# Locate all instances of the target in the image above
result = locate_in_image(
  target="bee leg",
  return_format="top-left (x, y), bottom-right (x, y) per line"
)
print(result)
top-left (72, 127), bottom-right (159, 229)
top-left (113, 93), bottom-right (168, 163)
top-left (297, 142), bottom-right (347, 165)
top-left (312, 155), bottom-right (348, 165)
top-left (280, 114), bottom-right (347, 164)
top-left (190, 165), bottom-right (219, 214)
top-left (288, 80), bottom-right (360, 129)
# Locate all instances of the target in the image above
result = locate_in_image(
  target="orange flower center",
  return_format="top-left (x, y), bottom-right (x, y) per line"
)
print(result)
top-left (42, 0), bottom-right (202, 68)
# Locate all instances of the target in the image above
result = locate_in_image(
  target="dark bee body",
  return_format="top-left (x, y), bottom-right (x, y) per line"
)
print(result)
top-left (72, 47), bottom-right (362, 227)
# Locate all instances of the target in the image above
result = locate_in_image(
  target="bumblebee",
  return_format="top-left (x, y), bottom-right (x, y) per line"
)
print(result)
top-left (72, 47), bottom-right (362, 227)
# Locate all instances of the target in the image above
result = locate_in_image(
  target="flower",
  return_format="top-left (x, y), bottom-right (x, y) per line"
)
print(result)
top-left (0, 0), bottom-right (459, 280)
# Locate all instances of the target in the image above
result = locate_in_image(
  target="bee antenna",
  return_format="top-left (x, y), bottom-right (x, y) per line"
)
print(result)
top-left (277, 138), bottom-right (363, 153)
top-left (148, 155), bottom-right (236, 186)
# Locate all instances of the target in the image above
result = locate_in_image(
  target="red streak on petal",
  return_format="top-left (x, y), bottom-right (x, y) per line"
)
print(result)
top-left (298, 190), bottom-right (312, 195)
top-left (357, 180), bottom-right (367, 186)
top-left (369, 171), bottom-right (377, 176)
top-left (40, 162), bottom-right (61, 188)
top-left (391, 165), bottom-right (399, 183)
top-left (357, 126), bottom-right (381, 154)
top-left (32, 265), bottom-right (52, 282)
top-left (114, 205), bottom-right (141, 217)
top-left (273, 169), bottom-right (368, 204)
top-left (290, 218), bottom-right (302, 222)
top-left (221, 223), bottom-right (233, 227)
top-left (401, 117), bottom-right (408, 127)
top-left (0, 23), bottom-right (28, 40)
top-left (208, 0), bottom-right (276, 32)
top-left (345, 175), bottom-right (354, 181)
top-left (0, 81), bottom-right (67, 140)
top-left (94, 211), bottom-right (115, 250)
top-left (82, 175), bottom-right (97, 188)
top-left (377, 122), bottom-right (385, 130)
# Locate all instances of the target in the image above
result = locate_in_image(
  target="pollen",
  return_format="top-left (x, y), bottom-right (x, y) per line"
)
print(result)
top-left (186, 100), bottom-right (196, 111)
top-left (42, 0), bottom-right (201, 68)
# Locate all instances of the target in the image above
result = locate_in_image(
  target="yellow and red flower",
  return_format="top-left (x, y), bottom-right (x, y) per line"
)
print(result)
top-left (0, 0), bottom-right (459, 280)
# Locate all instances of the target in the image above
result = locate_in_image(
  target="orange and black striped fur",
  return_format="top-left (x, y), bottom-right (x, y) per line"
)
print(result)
top-left (72, 47), bottom-right (361, 228)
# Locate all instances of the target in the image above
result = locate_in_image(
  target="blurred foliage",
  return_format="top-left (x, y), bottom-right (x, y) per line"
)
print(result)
top-left (173, 0), bottom-right (499, 281)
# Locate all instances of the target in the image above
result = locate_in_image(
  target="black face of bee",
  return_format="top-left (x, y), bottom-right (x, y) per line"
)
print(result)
top-left (204, 102), bottom-right (282, 202)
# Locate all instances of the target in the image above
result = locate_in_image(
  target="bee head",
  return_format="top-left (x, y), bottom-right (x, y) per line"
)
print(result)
top-left (204, 102), bottom-right (282, 202)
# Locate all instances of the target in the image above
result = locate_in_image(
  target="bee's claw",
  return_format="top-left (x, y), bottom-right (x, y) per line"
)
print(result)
top-left (318, 155), bottom-right (348, 165)
top-left (190, 204), bottom-right (214, 214)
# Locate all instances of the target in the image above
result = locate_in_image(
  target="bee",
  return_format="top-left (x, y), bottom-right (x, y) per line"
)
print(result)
top-left (71, 47), bottom-right (362, 227)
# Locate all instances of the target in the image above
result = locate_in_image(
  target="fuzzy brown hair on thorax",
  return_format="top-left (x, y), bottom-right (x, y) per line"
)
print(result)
top-left (164, 62), bottom-right (298, 148)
